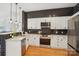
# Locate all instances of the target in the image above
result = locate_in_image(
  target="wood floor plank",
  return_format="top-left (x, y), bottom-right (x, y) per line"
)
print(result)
top-left (25, 46), bottom-right (71, 56)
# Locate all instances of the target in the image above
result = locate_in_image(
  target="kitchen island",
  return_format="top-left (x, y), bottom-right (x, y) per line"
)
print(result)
top-left (0, 32), bottom-right (22, 56)
top-left (6, 36), bottom-right (26, 56)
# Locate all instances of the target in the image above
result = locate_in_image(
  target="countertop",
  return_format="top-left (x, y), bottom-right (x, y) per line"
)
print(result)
top-left (0, 32), bottom-right (11, 35)
top-left (5, 33), bottom-right (68, 41)
top-left (6, 36), bottom-right (25, 41)
top-left (0, 32), bottom-right (22, 35)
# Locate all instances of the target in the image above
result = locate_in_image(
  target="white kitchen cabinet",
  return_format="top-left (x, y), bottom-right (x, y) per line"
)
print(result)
top-left (28, 35), bottom-right (34, 45)
top-left (51, 35), bottom-right (58, 48)
top-left (55, 17), bottom-right (68, 29)
top-left (28, 22), bottom-right (32, 29)
top-left (57, 35), bottom-right (67, 49)
top-left (40, 17), bottom-right (51, 22)
top-left (51, 35), bottom-right (68, 49)
top-left (51, 16), bottom-right (70, 29)
top-left (27, 18), bottom-right (41, 29)
top-left (28, 16), bottom-right (70, 29)
top-left (34, 22), bottom-right (41, 29)
top-left (28, 18), bottom-right (35, 22)
top-left (33, 18), bottom-right (40, 22)
top-left (28, 22), bottom-right (35, 29)
top-left (28, 22), bottom-right (41, 29)
top-left (33, 35), bottom-right (40, 46)
top-left (45, 17), bottom-right (52, 22)
top-left (29, 35), bottom-right (40, 46)
top-left (35, 18), bottom-right (41, 29)
top-left (40, 18), bottom-right (46, 22)
top-left (28, 19), bottom-right (35, 28)
top-left (51, 18), bottom-right (56, 29)
top-left (6, 37), bottom-right (26, 56)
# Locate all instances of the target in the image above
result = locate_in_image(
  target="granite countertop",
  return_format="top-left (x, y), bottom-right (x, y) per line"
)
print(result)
top-left (0, 32), bottom-right (22, 35)
top-left (0, 32), bottom-right (12, 35)
top-left (6, 36), bottom-right (25, 41)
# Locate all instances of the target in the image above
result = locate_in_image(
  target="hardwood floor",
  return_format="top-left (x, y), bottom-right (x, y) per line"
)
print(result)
top-left (25, 45), bottom-right (75, 56)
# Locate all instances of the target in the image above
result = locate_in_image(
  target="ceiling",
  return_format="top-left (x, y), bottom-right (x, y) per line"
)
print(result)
top-left (19, 3), bottom-right (77, 12)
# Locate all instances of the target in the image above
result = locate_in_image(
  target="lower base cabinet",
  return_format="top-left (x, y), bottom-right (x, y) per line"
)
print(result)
top-left (6, 37), bottom-right (26, 56)
top-left (27, 34), bottom-right (67, 49)
top-left (51, 35), bottom-right (67, 49)
top-left (29, 35), bottom-right (40, 46)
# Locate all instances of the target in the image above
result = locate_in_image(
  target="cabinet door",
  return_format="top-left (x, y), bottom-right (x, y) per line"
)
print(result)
top-left (57, 36), bottom-right (67, 49)
top-left (34, 22), bottom-right (41, 29)
top-left (51, 19), bottom-right (56, 29)
top-left (61, 36), bottom-right (67, 49)
top-left (51, 35), bottom-right (58, 48)
top-left (28, 18), bottom-right (34, 22)
top-left (31, 22), bottom-right (36, 29)
top-left (40, 18), bottom-right (46, 22)
top-left (28, 22), bottom-right (35, 29)
top-left (28, 35), bottom-right (34, 45)
top-left (56, 18), bottom-right (67, 29)
top-left (51, 35), bottom-right (68, 49)
top-left (51, 16), bottom-right (70, 29)
top-left (46, 18), bottom-right (51, 22)
top-left (36, 18), bottom-right (41, 29)
top-left (33, 35), bottom-right (40, 46)
top-left (51, 24), bottom-right (56, 29)
top-left (28, 22), bottom-right (32, 29)
top-left (29, 35), bottom-right (40, 46)
top-left (28, 18), bottom-right (35, 29)
top-left (28, 18), bottom-right (41, 29)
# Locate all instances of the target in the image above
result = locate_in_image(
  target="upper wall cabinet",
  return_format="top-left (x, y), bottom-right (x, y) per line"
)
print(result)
top-left (27, 16), bottom-right (70, 29)
top-left (25, 7), bottom-right (73, 31)
top-left (41, 17), bottom-right (52, 22)
top-left (51, 16), bottom-right (70, 29)
top-left (27, 18), bottom-right (41, 29)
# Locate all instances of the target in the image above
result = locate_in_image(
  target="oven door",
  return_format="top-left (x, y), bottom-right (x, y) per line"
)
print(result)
top-left (40, 38), bottom-right (50, 45)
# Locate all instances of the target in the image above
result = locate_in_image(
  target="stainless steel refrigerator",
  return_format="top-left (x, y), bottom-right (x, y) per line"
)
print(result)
top-left (68, 14), bottom-right (79, 53)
